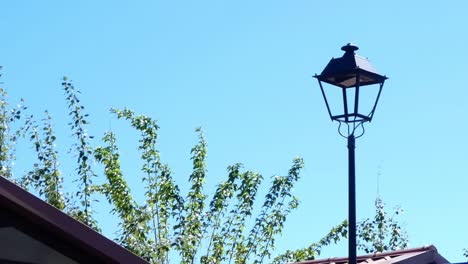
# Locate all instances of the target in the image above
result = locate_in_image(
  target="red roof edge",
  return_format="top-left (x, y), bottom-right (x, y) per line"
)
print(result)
top-left (0, 176), bottom-right (148, 264)
top-left (290, 245), bottom-right (449, 264)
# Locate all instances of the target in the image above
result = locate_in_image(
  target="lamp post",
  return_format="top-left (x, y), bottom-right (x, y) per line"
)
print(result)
top-left (314, 43), bottom-right (387, 264)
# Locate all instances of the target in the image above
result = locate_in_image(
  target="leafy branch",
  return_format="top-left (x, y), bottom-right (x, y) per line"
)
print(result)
top-left (357, 197), bottom-right (408, 253)
top-left (178, 128), bottom-right (208, 264)
top-left (95, 131), bottom-right (156, 259)
top-left (62, 77), bottom-right (99, 230)
top-left (0, 87), bottom-right (28, 180)
top-left (243, 157), bottom-right (304, 263)
top-left (112, 108), bottom-right (181, 264)
top-left (27, 111), bottom-right (65, 209)
top-left (272, 220), bottom-right (348, 264)
top-left (273, 197), bottom-right (408, 263)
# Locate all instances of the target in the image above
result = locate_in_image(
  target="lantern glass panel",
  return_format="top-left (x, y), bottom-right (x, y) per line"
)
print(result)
top-left (344, 87), bottom-right (356, 118)
top-left (357, 83), bottom-right (382, 119)
top-left (320, 81), bottom-right (344, 119)
top-left (320, 80), bottom-right (383, 123)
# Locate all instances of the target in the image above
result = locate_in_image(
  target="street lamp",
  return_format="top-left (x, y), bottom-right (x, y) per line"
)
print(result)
top-left (314, 43), bottom-right (387, 264)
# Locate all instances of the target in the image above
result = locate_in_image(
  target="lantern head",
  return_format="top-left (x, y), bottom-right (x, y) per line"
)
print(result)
top-left (314, 43), bottom-right (387, 123)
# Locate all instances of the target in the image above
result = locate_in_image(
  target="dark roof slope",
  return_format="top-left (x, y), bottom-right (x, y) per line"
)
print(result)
top-left (0, 175), bottom-right (148, 264)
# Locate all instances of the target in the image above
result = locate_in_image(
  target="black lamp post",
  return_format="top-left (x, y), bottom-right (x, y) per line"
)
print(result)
top-left (314, 43), bottom-right (387, 264)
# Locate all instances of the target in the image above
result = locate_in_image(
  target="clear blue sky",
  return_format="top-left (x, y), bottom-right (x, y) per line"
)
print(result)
top-left (1, 0), bottom-right (467, 262)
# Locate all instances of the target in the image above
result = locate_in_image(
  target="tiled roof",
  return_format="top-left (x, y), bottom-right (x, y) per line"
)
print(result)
top-left (291, 245), bottom-right (449, 264)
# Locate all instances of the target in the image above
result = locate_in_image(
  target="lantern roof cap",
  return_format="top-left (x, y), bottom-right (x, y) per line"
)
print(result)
top-left (315, 43), bottom-right (387, 87)
top-left (341, 43), bottom-right (359, 52)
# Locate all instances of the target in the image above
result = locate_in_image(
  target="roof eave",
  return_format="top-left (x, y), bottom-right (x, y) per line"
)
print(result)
top-left (0, 176), bottom-right (148, 264)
